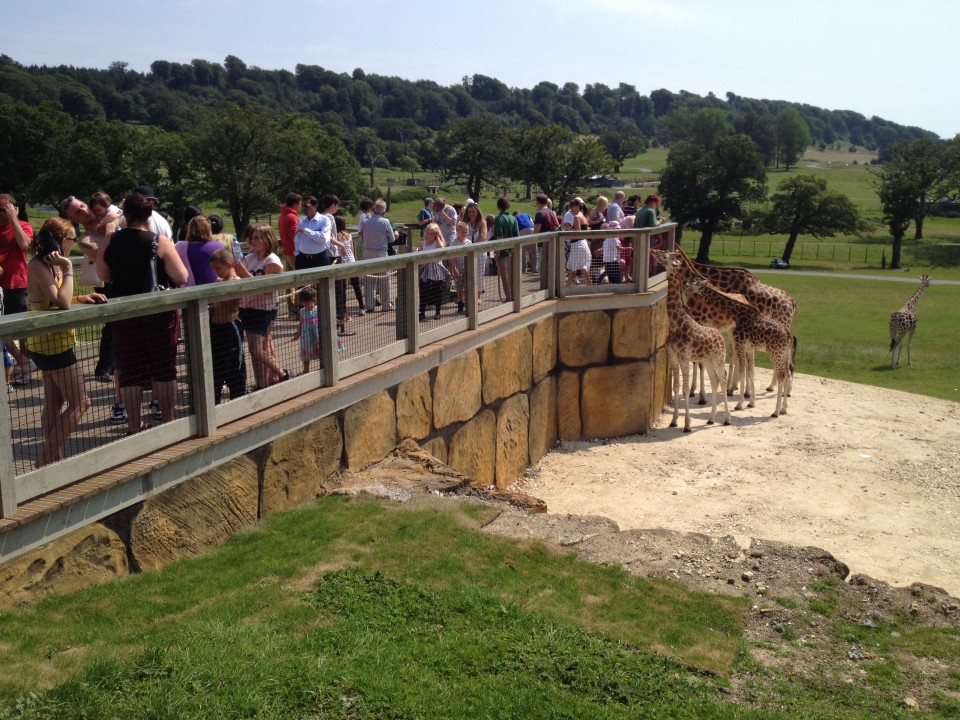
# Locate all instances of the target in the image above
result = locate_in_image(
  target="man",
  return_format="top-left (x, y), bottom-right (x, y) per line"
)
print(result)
top-left (635, 194), bottom-right (661, 229)
top-left (134, 185), bottom-right (173, 239)
top-left (294, 195), bottom-right (334, 270)
top-left (416, 197), bottom-right (433, 239)
top-left (492, 196), bottom-right (519, 302)
top-left (0, 194), bottom-right (33, 383)
top-left (60, 194), bottom-right (120, 382)
top-left (606, 191), bottom-right (626, 225)
top-left (431, 197), bottom-right (458, 245)
top-left (531, 193), bottom-right (558, 274)
top-left (359, 199), bottom-right (396, 312)
top-left (277, 192), bottom-right (302, 316)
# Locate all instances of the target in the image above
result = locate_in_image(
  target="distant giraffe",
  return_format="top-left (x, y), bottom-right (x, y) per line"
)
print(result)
top-left (654, 249), bottom-right (731, 431)
top-left (889, 275), bottom-right (931, 368)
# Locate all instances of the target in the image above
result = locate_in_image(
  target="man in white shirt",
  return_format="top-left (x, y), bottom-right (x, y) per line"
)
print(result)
top-left (134, 185), bottom-right (173, 239)
top-left (294, 195), bottom-right (335, 269)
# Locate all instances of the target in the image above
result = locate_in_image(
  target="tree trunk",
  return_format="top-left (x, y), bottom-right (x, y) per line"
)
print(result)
top-left (890, 231), bottom-right (903, 270)
top-left (368, 162), bottom-right (376, 189)
top-left (914, 213), bottom-right (924, 240)
top-left (781, 230), bottom-right (800, 263)
top-left (695, 227), bottom-right (714, 263)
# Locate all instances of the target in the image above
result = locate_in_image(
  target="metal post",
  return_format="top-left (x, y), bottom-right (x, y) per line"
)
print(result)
top-left (318, 276), bottom-right (338, 387)
top-left (511, 242), bottom-right (522, 312)
top-left (0, 376), bottom-right (16, 516)
top-left (404, 260), bottom-right (420, 354)
top-left (466, 246), bottom-right (479, 330)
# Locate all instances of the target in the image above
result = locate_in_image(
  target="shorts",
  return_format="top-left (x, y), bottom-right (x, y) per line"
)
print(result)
top-left (2, 287), bottom-right (28, 315)
top-left (113, 311), bottom-right (180, 387)
top-left (238, 307), bottom-right (276, 336)
top-left (29, 347), bottom-right (78, 372)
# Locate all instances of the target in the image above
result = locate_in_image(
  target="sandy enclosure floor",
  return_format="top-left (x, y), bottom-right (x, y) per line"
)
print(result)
top-left (517, 372), bottom-right (960, 597)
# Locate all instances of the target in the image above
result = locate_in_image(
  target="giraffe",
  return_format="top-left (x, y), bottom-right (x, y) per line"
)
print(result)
top-left (653, 249), bottom-right (731, 431)
top-left (674, 248), bottom-right (797, 396)
top-left (657, 250), bottom-right (793, 417)
top-left (889, 275), bottom-right (931, 369)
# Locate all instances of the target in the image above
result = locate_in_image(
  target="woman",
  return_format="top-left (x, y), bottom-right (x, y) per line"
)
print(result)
top-left (96, 192), bottom-right (189, 434)
top-left (238, 224), bottom-right (287, 389)
top-left (564, 198), bottom-right (592, 287)
top-left (26, 218), bottom-right (106, 466)
top-left (464, 200), bottom-right (487, 303)
top-left (174, 216), bottom-right (222, 287)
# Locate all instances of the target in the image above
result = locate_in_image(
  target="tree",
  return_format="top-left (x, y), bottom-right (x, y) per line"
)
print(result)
top-left (874, 161), bottom-right (915, 270)
top-left (882, 138), bottom-right (945, 240)
top-left (659, 135), bottom-right (767, 263)
top-left (439, 116), bottom-right (509, 200)
top-left (776, 106), bottom-right (812, 170)
top-left (763, 175), bottom-right (863, 263)
top-left (182, 104), bottom-right (345, 236)
top-left (397, 155), bottom-right (421, 180)
top-left (354, 129), bottom-right (386, 188)
top-left (734, 111), bottom-right (777, 166)
top-left (0, 101), bottom-right (71, 204)
top-left (510, 124), bottom-right (614, 209)
top-left (599, 130), bottom-right (647, 173)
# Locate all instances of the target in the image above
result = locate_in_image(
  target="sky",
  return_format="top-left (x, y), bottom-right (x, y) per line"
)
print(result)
top-left (6, 0), bottom-right (959, 139)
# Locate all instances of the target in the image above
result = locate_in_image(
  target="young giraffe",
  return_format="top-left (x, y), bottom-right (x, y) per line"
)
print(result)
top-left (889, 275), bottom-right (931, 369)
top-left (675, 247), bottom-right (797, 395)
top-left (654, 249), bottom-right (731, 431)
top-left (659, 251), bottom-right (793, 417)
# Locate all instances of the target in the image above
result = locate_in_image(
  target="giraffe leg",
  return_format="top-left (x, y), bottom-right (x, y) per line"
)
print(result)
top-left (697, 363), bottom-right (708, 405)
top-left (679, 361), bottom-right (692, 432)
top-left (669, 355), bottom-right (680, 428)
top-left (906, 329), bottom-right (915, 367)
top-left (733, 344), bottom-right (748, 411)
top-left (745, 352), bottom-right (756, 408)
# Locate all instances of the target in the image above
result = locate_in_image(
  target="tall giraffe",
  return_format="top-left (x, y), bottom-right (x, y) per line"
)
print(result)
top-left (653, 249), bottom-right (731, 431)
top-left (657, 250), bottom-right (793, 417)
top-left (675, 247), bottom-right (797, 395)
top-left (889, 275), bottom-right (931, 369)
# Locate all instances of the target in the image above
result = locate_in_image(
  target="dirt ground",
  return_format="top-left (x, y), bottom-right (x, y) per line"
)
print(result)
top-left (516, 371), bottom-right (960, 599)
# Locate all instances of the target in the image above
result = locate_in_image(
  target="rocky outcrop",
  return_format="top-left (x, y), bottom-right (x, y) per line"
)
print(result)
top-left (558, 311), bottom-right (610, 367)
top-left (0, 524), bottom-right (128, 608)
top-left (343, 391), bottom-right (397, 471)
top-left (396, 374), bottom-right (432, 440)
top-left (433, 351), bottom-right (482, 428)
top-left (130, 456), bottom-right (258, 572)
top-left (448, 409), bottom-right (497, 486)
top-left (481, 329), bottom-right (532, 404)
top-left (262, 415), bottom-right (342, 514)
top-left (496, 394), bottom-right (530, 489)
top-left (580, 362), bottom-right (653, 438)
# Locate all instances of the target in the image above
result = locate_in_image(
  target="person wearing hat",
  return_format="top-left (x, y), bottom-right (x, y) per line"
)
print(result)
top-left (417, 197), bottom-right (433, 240)
top-left (134, 185), bottom-right (173, 240)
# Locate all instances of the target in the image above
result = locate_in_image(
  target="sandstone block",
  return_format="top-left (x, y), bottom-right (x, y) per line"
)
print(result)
top-left (263, 414), bottom-right (342, 515)
top-left (528, 375), bottom-right (557, 465)
top-left (612, 306), bottom-right (662, 359)
top-left (420, 436), bottom-right (448, 464)
top-left (481, 329), bottom-right (532, 404)
top-left (447, 409), bottom-right (496, 486)
top-left (581, 362), bottom-right (652, 439)
top-left (433, 351), bottom-right (482, 428)
top-left (496, 393), bottom-right (530, 489)
top-left (531, 316), bottom-right (558, 384)
top-left (343, 391), bottom-right (397, 471)
top-left (558, 311), bottom-right (610, 367)
top-left (0, 524), bottom-right (127, 608)
top-left (130, 455), bottom-right (258, 572)
top-left (396, 373), bottom-right (432, 440)
top-left (557, 370), bottom-right (582, 440)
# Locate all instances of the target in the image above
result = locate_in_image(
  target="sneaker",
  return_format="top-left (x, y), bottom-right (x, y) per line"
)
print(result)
top-left (434, 309), bottom-right (441, 319)
top-left (95, 371), bottom-right (113, 383)
top-left (149, 399), bottom-right (162, 421)
top-left (358, 308), bottom-right (367, 316)
top-left (386, 302), bottom-right (396, 311)
top-left (375, 298), bottom-right (383, 307)
top-left (419, 312), bottom-right (427, 321)
top-left (111, 403), bottom-right (127, 424)
top-left (12, 361), bottom-right (34, 385)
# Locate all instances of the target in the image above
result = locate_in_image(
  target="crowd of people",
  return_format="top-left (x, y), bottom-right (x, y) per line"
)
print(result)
top-left (0, 184), bottom-right (665, 467)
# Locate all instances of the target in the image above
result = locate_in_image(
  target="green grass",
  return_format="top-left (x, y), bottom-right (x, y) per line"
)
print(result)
top-left (0, 497), bottom-right (761, 719)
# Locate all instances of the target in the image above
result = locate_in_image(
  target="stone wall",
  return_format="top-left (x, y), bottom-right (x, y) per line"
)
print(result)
top-left (1, 301), bottom-right (667, 604)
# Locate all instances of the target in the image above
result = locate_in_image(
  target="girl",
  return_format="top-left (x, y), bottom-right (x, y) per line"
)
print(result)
top-left (417, 222), bottom-right (448, 321)
top-left (450, 221), bottom-right (471, 314)
top-left (27, 218), bottom-right (106, 464)
top-left (293, 285), bottom-right (320, 373)
top-left (239, 224), bottom-right (288, 389)
top-left (564, 199), bottom-right (592, 287)
top-left (601, 221), bottom-right (624, 284)
top-left (334, 214), bottom-right (364, 319)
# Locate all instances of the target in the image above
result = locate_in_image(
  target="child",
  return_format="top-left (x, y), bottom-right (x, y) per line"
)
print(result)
top-left (293, 285), bottom-right (320, 373)
top-left (450, 221), bottom-right (471, 314)
top-left (208, 248), bottom-right (247, 404)
top-left (88, 192), bottom-right (122, 236)
top-left (601, 221), bottom-right (624, 284)
top-left (417, 222), bottom-right (449, 321)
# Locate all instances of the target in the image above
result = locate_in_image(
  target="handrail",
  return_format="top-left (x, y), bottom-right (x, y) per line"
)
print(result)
top-left (0, 224), bottom-right (675, 518)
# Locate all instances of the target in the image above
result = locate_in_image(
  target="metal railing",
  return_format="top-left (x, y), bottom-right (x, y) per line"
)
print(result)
top-left (0, 225), bottom-right (674, 519)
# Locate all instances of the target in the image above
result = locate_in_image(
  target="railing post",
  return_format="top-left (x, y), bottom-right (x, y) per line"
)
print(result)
top-left (466, 247), bottom-right (479, 330)
top-left (186, 298), bottom-right (217, 437)
top-left (636, 230), bottom-right (650, 293)
top-left (511, 242), bottom-right (523, 312)
top-left (556, 234), bottom-right (568, 299)
top-left (545, 233), bottom-right (557, 299)
top-left (318, 276), bottom-right (338, 387)
top-left (0, 378), bottom-right (16, 516)
top-left (404, 260), bottom-right (421, 354)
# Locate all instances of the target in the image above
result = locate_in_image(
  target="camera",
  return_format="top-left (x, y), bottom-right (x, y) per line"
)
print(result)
top-left (35, 229), bottom-right (62, 260)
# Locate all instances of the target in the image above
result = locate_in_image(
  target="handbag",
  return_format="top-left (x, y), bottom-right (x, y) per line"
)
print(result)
top-left (80, 259), bottom-right (101, 287)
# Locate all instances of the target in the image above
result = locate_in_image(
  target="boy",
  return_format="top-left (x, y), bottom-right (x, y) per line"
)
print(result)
top-left (208, 248), bottom-right (247, 403)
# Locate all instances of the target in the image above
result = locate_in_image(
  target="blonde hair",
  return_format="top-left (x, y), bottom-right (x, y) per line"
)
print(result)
top-left (186, 216), bottom-right (212, 243)
top-left (250, 224), bottom-right (278, 256)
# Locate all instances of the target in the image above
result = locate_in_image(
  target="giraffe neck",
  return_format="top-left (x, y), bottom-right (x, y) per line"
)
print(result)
top-left (665, 270), bottom-right (688, 322)
top-left (904, 283), bottom-right (926, 312)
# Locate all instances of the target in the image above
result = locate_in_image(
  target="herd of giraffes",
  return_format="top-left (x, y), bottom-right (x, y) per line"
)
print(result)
top-left (651, 247), bottom-right (932, 432)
